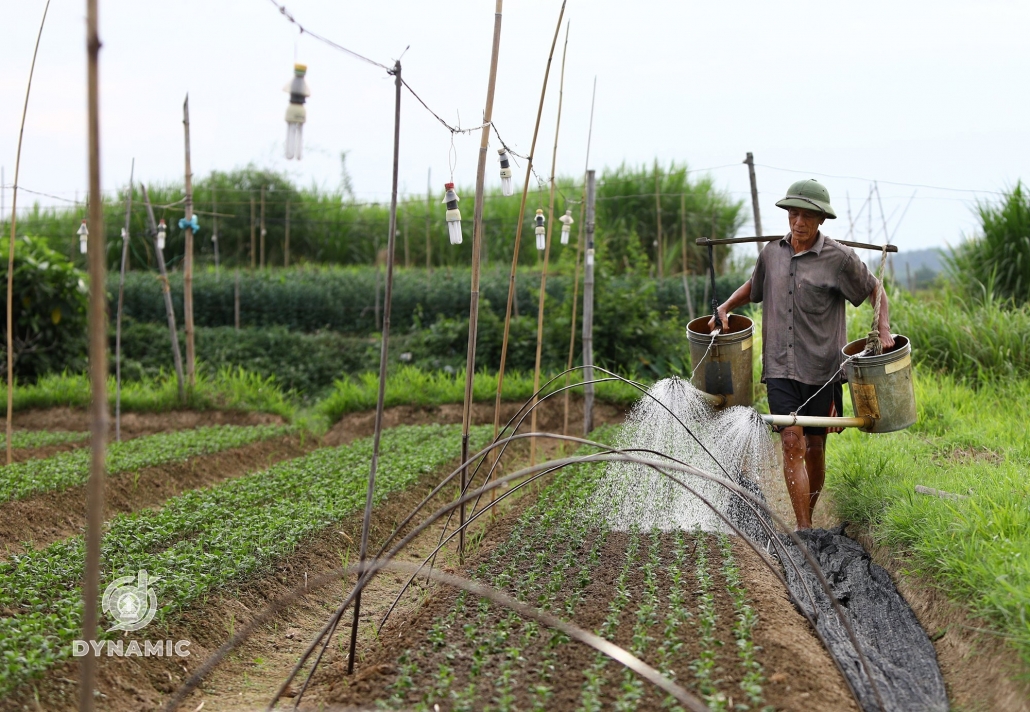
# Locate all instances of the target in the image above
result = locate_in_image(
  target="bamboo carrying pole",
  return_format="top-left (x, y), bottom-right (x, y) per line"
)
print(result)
top-left (744, 152), bottom-right (763, 256)
top-left (182, 97), bottom-right (196, 387)
top-left (115, 160), bottom-right (134, 441)
top-left (490, 0), bottom-right (566, 477)
top-left (347, 59), bottom-right (403, 676)
top-left (529, 22), bottom-right (570, 467)
top-left (81, 1), bottom-right (106, 708)
top-left (458, 0), bottom-right (505, 563)
top-left (696, 235), bottom-right (899, 253)
top-left (562, 76), bottom-right (597, 438)
top-left (141, 185), bottom-right (186, 402)
top-left (583, 170), bottom-right (597, 434)
top-left (5, 0), bottom-right (50, 466)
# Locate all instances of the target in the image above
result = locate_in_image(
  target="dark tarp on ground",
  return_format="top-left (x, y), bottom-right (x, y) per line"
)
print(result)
top-left (777, 525), bottom-right (949, 712)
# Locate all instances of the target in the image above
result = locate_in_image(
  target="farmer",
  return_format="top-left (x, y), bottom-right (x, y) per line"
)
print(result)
top-left (710, 179), bottom-right (893, 529)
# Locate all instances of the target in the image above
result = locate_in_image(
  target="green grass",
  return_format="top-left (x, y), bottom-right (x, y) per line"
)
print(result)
top-left (0, 423), bottom-right (489, 696)
top-left (0, 424), bottom-right (291, 503)
top-left (1, 431), bottom-right (89, 450)
top-left (8, 365), bottom-right (295, 419)
top-left (829, 370), bottom-right (1030, 669)
top-left (315, 366), bottom-right (644, 424)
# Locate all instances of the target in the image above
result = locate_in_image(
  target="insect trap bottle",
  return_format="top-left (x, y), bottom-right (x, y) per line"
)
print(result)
top-left (559, 208), bottom-right (574, 245)
top-left (284, 64), bottom-right (310, 160)
top-left (534, 208), bottom-right (546, 251)
top-left (443, 183), bottom-right (462, 245)
top-left (498, 149), bottom-right (514, 196)
top-left (77, 220), bottom-right (88, 254)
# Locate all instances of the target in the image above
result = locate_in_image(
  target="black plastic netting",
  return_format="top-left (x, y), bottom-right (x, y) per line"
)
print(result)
top-left (776, 525), bottom-right (949, 712)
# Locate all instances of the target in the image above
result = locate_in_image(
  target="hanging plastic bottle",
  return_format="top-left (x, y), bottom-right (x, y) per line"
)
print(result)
top-left (156, 219), bottom-right (167, 250)
top-left (284, 64), bottom-right (310, 160)
top-left (559, 208), bottom-right (574, 245)
top-left (534, 209), bottom-right (546, 251)
top-left (443, 183), bottom-right (462, 245)
top-left (77, 219), bottom-right (88, 254)
top-left (498, 149), bottom-right (514, 197)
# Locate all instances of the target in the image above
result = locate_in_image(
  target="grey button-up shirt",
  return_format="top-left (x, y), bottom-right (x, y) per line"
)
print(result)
top-left (750, 231), bottom-right (877, 386)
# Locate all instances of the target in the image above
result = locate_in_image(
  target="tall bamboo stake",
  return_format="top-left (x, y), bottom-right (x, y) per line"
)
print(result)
top-left (490, 0), bottom-right (566, 479)
top-left (562, 76), bottom-right (597, 437)
top-left (347, 59), bottom-right (403, 676)
top-left (260, 185), bottom-right (266, 269)
top-left (81, 1), bottom-right (106, 708)
top-left (6, 0), bottom-right (50, 466)
top-left (212, 185), bottom-right (220, 278)
top-left (681, 191), bottom-right (695, 319)
top-left (182, 97), bottom-right (196, 387)
top-left (583, 169), bottom-right (596, 434)
top-left (425, 168), bottom-right (432, 273)
top-left (529, 21), bottom-right (570, 467)
top-left (655, 161), bottom-right (663, 278)
top-left (141, 185), bottom-right (186, 402)
top-left (250, 192), bottom-right (256, 268)
top-left (744, 151), bottom-right (763, 256)
top-left (284, 199), bottom-right (290, 267)
top-left (115, 159), bottom-right (134, 441)
top-left (458, 0), bottom-right (505, 563)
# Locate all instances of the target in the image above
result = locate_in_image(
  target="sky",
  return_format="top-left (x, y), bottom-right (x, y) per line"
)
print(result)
top-left (2, 0), bottom-right (1028, 256)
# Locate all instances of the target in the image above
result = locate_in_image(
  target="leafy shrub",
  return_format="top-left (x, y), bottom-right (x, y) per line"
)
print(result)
top-left (947, 182), bottom-right (1030, 305)
top-left (0, 236), bottom-right (87, 381)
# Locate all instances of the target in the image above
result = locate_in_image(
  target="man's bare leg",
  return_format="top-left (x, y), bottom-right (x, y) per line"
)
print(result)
top-left (805, 434), bottom-right (826, 521)
top-left (780, 425), bottom-right (811, 529)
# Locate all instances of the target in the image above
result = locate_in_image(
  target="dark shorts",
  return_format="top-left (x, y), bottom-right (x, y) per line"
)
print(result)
top-left (766, 378), bottom-right (844, 437)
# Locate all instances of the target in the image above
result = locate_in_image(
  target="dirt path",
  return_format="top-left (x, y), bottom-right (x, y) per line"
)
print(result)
top-left (0, 434), bottom-right (314, 555)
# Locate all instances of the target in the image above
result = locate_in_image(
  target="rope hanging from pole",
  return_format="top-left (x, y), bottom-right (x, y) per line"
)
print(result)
top-left (865, 244), bottom-right (890, 356)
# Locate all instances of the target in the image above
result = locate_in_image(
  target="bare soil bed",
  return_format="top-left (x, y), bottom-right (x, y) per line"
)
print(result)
top-left (10, 407), bottom-right (285, 437)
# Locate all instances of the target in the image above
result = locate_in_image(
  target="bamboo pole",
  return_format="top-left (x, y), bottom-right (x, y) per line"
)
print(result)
top-left (284, 199), bottom-right (290, 267)
top-left (347, 59), bottom-right (403, 676)
top-left (681, 191), bottom-right (695, 319)
top-left (744, 152), bottom-right (763, 257)
top-left (5, 0), bottom-right (50, 466)
top-left (81, 1), bottom-right (106, 708)
top-left (212, 185), bottom-right (220, 278)
top-left (182, 97), bottom-right (196, 387)
top-left (490, 0), bottom-right (566, 475)
top-left (562, 76), bottom-right (597, 438)
top-left (260, 185), bottom-right (266, 269)
top-left (425, 168), bottom-right (432, 273)
top-left (529, 22), bottom-right (570, 467)
top-left (583, 170), bottom-right (596, 434)
top-left (655, 161), bottom-right (663, 279)
top-left (141, 185), bottom-right (186, 402)
top-left (115, 160), bottom-right (134, 441)
top-left (458, 0), bottom-right (505, 563)
top-left (250, 192), bottom-right (256, 268)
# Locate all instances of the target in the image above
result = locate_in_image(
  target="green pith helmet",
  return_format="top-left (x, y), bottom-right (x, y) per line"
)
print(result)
top-left (775, 179), bottom-right (837, 219)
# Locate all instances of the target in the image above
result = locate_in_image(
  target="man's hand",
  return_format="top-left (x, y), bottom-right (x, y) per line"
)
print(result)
top-left (707, 304), bottom-right (730, 333)
top-left (879, 324), bottom-right (895, 351)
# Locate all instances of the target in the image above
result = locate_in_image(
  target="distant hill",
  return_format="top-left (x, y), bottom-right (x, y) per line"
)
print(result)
top-left (866, 247), bottom-right (946, 290)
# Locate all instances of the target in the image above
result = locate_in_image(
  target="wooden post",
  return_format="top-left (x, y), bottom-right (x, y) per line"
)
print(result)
top-left (284, 199), bottom-right (290, 267)
top-left (234, 269), bottom-right (240, 331)
top-left (182, 96), bottom-right (196, 387)
top-left (5, 0), bottom-right (50, 466)
top-left (212, 185), bottom-right (220, 278)
top-left (141, 185), bottom-right (185, 402)
top-left (81, 2), bottom-right (107, 708)
top-left (260, 185), bottom-right (266, 269)
top-left (347, 58), bottom-right (403, 677)
top-left (681, 191), bottom-right (695, 320)
top-left (562, 75), bottom-right (596, 438)
top-left (583, 169), bottom-right (596, 435)
top-left (250, 192), bottom-right (256, 268)
top-left (744, 152), bottom-right (763, 256)
top-left (530, 21), bottom-right (569, 467)
top-left (115, 160), bottom-right (134, 441)
top-left (459, 0), bottom-right (505, 561)
top-left (655, 161), bottom-right (663, 279)
top-left (491, 0), bottom-right (566, 460)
